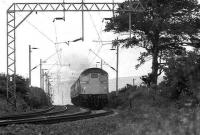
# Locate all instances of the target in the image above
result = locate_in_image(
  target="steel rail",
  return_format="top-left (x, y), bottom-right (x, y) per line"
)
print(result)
top-left (0, 106), bottom-right (55, 120)
top-left (0, 110), bottom-right (113, 126)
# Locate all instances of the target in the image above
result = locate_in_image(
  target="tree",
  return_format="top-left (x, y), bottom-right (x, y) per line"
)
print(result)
top-left (105, 0), bottom-right (200, 85)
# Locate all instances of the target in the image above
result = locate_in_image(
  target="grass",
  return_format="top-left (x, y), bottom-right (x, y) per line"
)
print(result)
top-left (0, 87), bottom-right (200, 135)
top-left (0, 99), bottom-right (200, 135)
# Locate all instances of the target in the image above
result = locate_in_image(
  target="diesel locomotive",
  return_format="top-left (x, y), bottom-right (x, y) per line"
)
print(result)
top-left (70, 68), bottom-right (109, 109)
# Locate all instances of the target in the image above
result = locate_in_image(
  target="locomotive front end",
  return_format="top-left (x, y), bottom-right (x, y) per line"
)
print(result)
top-left (70, 68), bottom-right (109, 109)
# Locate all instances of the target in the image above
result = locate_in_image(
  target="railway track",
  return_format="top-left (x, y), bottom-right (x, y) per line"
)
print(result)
top-left (0, 106), bottom-right (55, 120)
top-left (0, 105), bottom-right (78, 121)
top-left (0, 109), bottom-right (113, 126)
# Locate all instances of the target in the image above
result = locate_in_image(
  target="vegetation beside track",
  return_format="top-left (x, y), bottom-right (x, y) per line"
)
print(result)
top-left (0, 92), bottom-right (200, 135)
top-left (0, 74), bottom-right (52, 115)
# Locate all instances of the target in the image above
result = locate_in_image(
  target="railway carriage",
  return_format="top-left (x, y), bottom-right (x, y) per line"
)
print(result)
top-left (70, 68), bottom-right (109, 109)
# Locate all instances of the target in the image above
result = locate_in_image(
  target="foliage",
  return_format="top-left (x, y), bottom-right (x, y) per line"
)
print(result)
top-left (1, 92), bottom-right (200, 135)
top-left (160, 50), bottom-right (200, 100)
top-left (0, 74), bottom-right (51, 109)
top-left (107, 85), bottom-right (148, 109)
top-left (0, 74), bottom-right (29, 97)
top-left (140, 73), bottom-right (154, 86)
top-left (107, 86), bottom-right (133, 108)
top-left (105, 0), bottom-right (200, 84)
top-left (0, 74), bottom-right (7, 96)
top-left (16, 75), bottom-right (29, 97)
top-left (25, 87), bottom-right (51, 109)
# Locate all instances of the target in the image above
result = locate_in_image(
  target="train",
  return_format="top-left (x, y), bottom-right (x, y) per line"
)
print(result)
top-left (70, 68), bottom-right (109, 109)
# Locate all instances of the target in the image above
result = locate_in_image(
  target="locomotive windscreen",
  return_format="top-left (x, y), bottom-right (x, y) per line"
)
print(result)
top-left (91, 73), bottom-right (98, 78)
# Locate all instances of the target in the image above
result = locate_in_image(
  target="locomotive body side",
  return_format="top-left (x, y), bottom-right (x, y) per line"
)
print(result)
top-left (70, 68), bottom-right (109, 109)
top-left (70, 78), bottom-right (81, 99)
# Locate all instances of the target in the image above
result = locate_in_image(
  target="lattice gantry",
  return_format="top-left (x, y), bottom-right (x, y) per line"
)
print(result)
top-left (8, 2), bottom-right (144, 12)
top-left (7, 8), bottom-right (16, 108)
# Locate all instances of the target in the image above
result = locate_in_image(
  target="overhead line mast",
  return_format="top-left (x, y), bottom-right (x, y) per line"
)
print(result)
top-left (7, 1), bottom-right (144, 109)
top-left (89, 49), bottom-right (116, 71)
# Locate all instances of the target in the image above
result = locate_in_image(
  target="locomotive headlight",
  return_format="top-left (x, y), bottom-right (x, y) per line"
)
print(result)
top-left (82, 87), bottom-right (86, 94)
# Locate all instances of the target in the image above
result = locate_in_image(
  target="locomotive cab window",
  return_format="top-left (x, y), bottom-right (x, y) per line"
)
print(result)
top-left (91, 73), bottom-right (98, 78)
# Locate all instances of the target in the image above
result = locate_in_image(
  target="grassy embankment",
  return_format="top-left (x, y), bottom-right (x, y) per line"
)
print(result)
top-left (0, 86), bottom-right (200, 135)
top-left (0, 74), bottom-right (52, 115)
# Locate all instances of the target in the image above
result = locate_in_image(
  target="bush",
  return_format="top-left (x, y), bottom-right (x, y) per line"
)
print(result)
top-left (0, 74), bottom-right (51, 109)
top-left (25, 87), bottom-right (51, 109)
top-left (0, 74), bottom-right (7, 96)
top-left (107, 85), bottom-right (138, 108)
top-left (160, 50), bottom-right (200, 101)
top-left (0, 74), bottom-right (30, 97)
top-left (16, 75), bottom-right (29, 96)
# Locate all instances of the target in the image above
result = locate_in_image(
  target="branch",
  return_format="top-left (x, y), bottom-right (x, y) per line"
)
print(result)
top-left (160, 42), bottom-right (200, 49)
top-left (158, 63), bottom-right (166, 65)
top-left (158, 68), bottom-right (164, 76)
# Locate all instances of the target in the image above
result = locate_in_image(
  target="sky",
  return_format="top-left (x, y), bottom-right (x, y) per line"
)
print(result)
top-left (2, 0), bottom-right (196, 104)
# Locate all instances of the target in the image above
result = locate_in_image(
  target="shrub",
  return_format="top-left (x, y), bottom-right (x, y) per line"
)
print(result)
top-left (107, 85), bottom-right (138, 108)
top-left (16, 75), bottom-right (29, 96)
top-left (0, 74), bottom-right (29, 97)
top-left (0, 74), bottom-right (7, 96)
top-left (0, 74), bottom-right (51, 109)
top-left (25, 87), bottom-right (51, 109)
top-left (160, 50), bottom-right (200, 101)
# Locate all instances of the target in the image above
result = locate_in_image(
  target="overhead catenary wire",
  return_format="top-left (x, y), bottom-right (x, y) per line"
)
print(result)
top-left (53, 22), bottom-right (62, 66)
top-left (17, 11), bottom-right (65, 75)
top-left (17, 13), bottom-right (55, 45)
top-left (31, 49), bottom-right (63, 71)
top-left (88, 0), bottom-right (117, 66)
top-left (89, 49), bottom-right (116, 71)
top-left (39, 12), bottom-right (65, 67)
top-left (88, 13), bottom-right (104, 66)
top-left (38, 12), bottom-right (71, 100)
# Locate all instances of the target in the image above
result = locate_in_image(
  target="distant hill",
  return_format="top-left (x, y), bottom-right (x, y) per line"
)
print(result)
top-left (109, 76), bottom-right (163, 92)
top-left (109, 76), bottom-right (142, 92)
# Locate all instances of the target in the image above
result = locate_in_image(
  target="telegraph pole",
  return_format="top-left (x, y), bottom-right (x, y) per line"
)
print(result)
top-left (40, 59), bottom-right (45, 89)
top-left (29, 45), bottom-right (38, 87)
top-left (45, 72), bottom-right (48, 93)
top-left (62, 91), bottom-right (63, 105)
top-left (110, 39), bottom-right (119, 96)
top-left (29, 45), bottom-right (31, 87)
top-left (82, 0), bottom-right (84, 41)
top-left (101, 59), bottom-right (103, 69)
top-left (40, 59), bottom-right (42, 89)
top-left (129, 0), bottom-right (132, 39)
top-left (116, 43), bottom-right (119, 96)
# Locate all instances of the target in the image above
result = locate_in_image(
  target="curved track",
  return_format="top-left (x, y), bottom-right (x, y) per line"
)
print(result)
top-left (0, 109), bottom-right (113, 126)
top-left (0, 106), bottom-right (55, 120)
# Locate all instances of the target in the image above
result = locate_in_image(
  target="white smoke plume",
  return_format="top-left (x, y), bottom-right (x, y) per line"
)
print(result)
top-left (62, 52), bottom-right (91, 84)
top-left (53, 52), bottom-right (91, 105)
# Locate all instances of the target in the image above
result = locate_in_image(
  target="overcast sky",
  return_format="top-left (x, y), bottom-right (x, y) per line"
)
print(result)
top-left (1, 0), bottom-right (197, 104)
